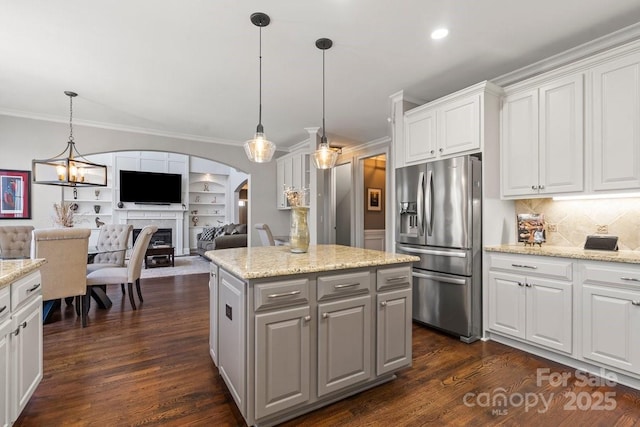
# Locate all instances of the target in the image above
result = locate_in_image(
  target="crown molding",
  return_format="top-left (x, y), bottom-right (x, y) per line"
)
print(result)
top-left (0, 109), bottom-right (243, 147)
top-left (340, 136), bottom-right (390, 156)
top-left (493, 22), bottom-right (640, 87)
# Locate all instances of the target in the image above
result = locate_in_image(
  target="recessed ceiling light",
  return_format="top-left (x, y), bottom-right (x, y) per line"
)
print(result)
top-left (431, 28), bottom-right (449, 40)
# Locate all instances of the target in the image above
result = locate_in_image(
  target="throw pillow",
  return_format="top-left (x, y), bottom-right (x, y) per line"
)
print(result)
top-left (223, 223), bottom-right (236, 235)
top-left (200, 227), bottom-right (216, 241)
top-left (235, 224), bottom-right (247, 234)
top-left (213, 226), bottom-right (226, 238)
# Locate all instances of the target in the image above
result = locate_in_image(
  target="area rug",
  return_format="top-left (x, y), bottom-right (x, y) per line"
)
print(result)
top-left (140, 255), bottom-right (210, 279)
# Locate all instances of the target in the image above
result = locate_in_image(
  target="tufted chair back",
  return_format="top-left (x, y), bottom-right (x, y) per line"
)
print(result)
top-left (0, 225), bottom-right (34, 259)
top-left (93, 224), bottom-right (133, 266)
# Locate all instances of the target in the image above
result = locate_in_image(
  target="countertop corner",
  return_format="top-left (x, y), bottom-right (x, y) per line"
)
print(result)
top-left (0, 258), bottom-right (47, 288)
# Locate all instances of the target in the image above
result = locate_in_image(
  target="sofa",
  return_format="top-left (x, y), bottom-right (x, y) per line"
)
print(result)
top-left (196, 223), bottom-right (247, 258)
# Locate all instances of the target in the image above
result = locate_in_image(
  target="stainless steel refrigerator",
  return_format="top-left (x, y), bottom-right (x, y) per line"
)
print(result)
top-left (395, 154), bottom-right (481, 343)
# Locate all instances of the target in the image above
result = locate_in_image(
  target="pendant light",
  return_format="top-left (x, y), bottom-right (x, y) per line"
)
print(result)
top-left (312, 38), bottom-right (340, 170)
top-left (244, 12), bottom-right (276, 163)
top-left (32, 91), bottom-right (107, 187)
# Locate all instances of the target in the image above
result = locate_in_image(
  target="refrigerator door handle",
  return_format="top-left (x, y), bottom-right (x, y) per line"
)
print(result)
top-left (417, 171), bottom-right (425, 237)
top-left (397, 245), bottom-right (467, 258)
top-left (426, 169), bottom-right (433, 236)
top-left (412, 271), bottom-right (467, 285)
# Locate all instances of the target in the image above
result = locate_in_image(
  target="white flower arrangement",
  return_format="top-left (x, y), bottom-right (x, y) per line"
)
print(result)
top-left (53, 202), bottom-right (74, 227)
top-left (284, 186), bottom-right (308, 208)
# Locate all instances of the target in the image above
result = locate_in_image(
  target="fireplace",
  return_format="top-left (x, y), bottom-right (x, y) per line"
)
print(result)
top-left (133, 228), bottom-right (172, 247)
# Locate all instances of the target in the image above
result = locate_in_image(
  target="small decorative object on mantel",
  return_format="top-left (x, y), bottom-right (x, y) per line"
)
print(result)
top-left (192, 216), bottom-right (199, 227)
top-left (94, 189), bottom-right (100, 200)
top-left (53, 202), bottom-right (74, 227)
top-left (93, 205), bottom-right (100, 214)
top-left (95, 217), bottom-right (105, 228)
top-left (203, 183), bottom-right (209, 192)
top-left (285, 187), bottom-right (310, 253)
top-left (517, 213), bottom-right (545, 247)
top-left (73, 187), bottom-right (77, 200)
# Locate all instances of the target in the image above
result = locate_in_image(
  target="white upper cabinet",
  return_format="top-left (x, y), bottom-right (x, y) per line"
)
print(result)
top-left (404, 107), bottom-right (436, 163)
top-left (501, 73), bottom-right (584, 198)
top-left (438, 94), bottom-right (480, 157)
top-left (401, 81), bottom-right (500, 167)
top-left (591, 51), bottom-right (640, 192)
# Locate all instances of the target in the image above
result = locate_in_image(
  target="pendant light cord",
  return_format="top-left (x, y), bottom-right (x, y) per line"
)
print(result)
top-left (258, 25), bottom-right (263, 131)
top-left (322, 47), bottom-right (326, 143)
top-left (69, 95), bottom-right (74, 143)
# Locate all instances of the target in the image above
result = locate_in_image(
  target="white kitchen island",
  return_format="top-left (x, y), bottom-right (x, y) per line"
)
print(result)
top-left (206, 244), bottom-right (418, 427)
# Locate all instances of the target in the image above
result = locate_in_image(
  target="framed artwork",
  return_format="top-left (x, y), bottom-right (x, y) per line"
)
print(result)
top-left (517, 213), bottom-right (545, 246)
top-left (0, 169), bottom-right (31, 219)
top-left (367, 188), bottom-right (382, 211)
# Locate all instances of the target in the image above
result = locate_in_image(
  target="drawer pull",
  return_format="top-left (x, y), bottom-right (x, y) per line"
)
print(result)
top-left (268, 290), bottom-right (301, 299)
top-left (621, 277), bottom-right (640, 283)
top-left (0, 305), bottom-right (6, 314)
top-left (323, 313), bottom-right (329, 319)
top-left (303, 315), bottom-right (311, 322)
top-left (27, 283), bottom-right (41, 293)
top-left (632, 301), bottom-right (640, 306)
top-left (386, 276), bottom-right (408, 283)
top-left (334, 283), bottom-right (360, 289)
top-left (511, 264), bottom-right (537, 269)
top-left (380, 301), bottom-right (387, 307)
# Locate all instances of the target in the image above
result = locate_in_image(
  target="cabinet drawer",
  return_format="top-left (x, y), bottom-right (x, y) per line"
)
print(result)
top-left (11, 271), bottom-right (42, 311)
top-left (490, 255), bottom-right (572, 281)
top-left (0, 285), bottom-right (9, 322)
top-left (581, 262), bottom-right (640, 289)
top-left (377, 266), bottom-right (412, 291)
top-left (317, 271), bottom-right (371, 301)
top-left (254, 278), bottom-right (310, 311)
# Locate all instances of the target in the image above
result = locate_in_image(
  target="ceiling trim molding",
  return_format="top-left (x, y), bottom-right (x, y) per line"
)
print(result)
top-left (340, 136), bottom-right (390, 156)
top-left (0, 109), bottom-right (243, 147)
top-left (492, 21), bottom-right (640, 87)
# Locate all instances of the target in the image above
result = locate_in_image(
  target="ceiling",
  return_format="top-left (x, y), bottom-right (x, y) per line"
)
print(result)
top-left (2, 1), bottom-right (640, 152)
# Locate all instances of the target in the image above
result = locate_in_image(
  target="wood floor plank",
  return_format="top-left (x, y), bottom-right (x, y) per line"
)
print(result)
top-left (13, 272), bottom-right (640, 426)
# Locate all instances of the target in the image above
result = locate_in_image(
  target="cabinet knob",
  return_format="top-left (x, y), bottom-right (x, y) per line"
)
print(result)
top-left (518, 282), bottom-right (524, 287)
top-left (380, 301), bottom-right (387, 307)
top-left (539, 185), bottom-right (545, 190)
top-left (430, 150), bottom-right (434, 154)
top-left (322, 313), bottom-right (329, 319)
top-left (303, 315), bottom-right (311, 322)
top-left (531, 185), bottom-right (537, 190)
top-left (439, 148), bottom-right (443, 153)
top-left (525, 283), bottom-right (532, 288)
top-left (632, 300), bottom-right (640, 306)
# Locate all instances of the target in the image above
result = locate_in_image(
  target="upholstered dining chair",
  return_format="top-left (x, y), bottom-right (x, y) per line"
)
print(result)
top-left (86, 225), bottom-right (158, 310)
top-left (87, 224), bottom-right (133, 274)
top-left (0, 225), bottom-right (34, 259)
top-left (32, 227), bottom-right (91, 327)
top-left (255, 223), bottom-right (275, 246)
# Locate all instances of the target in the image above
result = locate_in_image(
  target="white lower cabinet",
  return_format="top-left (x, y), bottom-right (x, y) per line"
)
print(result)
top-left (0, 271), bottom-right (43, 426)
top-left (210, 263), bottom-right (413, 426)
top-left (209, 263), bottom-right (218, 365)
top-left (0, 318), bottom-right (10, 427)
top-left (488, 255), bottom-right (573, 354)
top-left (581, 261), bottom-right (640, 374)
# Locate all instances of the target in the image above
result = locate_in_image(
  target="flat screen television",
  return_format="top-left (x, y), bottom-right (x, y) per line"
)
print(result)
top-left (120, 170), bottom-right (182, 205)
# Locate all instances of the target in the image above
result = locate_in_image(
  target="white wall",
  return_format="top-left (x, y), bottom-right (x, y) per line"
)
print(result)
top-left (0, 115), bottom-right (289, 246)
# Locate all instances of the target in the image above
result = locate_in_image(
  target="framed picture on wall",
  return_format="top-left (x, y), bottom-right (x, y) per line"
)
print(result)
top-left (517, 213), bottom-right (545, 246)
top-left (367, 188), bottom-right (382, 211)
top-left (0, 169), bottom-right (31, 219)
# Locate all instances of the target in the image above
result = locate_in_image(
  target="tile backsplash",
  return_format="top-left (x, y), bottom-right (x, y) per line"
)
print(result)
top-left (515, 198), bottom-right (640, 250)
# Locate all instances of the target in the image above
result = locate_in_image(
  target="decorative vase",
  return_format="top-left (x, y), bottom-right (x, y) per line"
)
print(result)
top-left (289, 206), bottom-right (310, 253)
top-left (93, 205), bottom-right (101, 214)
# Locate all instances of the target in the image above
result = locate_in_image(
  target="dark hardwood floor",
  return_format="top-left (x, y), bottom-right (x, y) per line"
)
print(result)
top-left (15, 273), bottom-right (640, 426)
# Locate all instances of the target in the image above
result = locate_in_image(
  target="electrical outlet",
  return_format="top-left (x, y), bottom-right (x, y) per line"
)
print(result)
top-left (547, 224), bottom-right (557, 232)
top-left (596, 225), bottom-right (608, 234)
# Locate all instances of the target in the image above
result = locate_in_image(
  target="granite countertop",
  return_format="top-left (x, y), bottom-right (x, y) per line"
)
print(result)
top-left (0, 259), bottom-right (47, 289)
top-left (485, 244), bottom-right (640, 264)
top-left (206, 244), bottom-right (420, 279)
